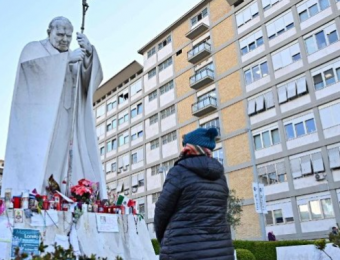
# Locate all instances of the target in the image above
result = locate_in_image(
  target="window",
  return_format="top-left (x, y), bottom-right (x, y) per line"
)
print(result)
top-left (290, 152), bottom-right (325, 178)
top-left (118, 90), bottom-right (129, 105)
top-left (198, 90), bottom-right (217, 103)
top-left (118, 132), bottom-right (129, 147)
top-left (111, 162), bottom-right (117, 172)
top-left (236, 2), bottom-right (259, 28)
top-left (262, 0), bottom-right (283, 11)
top-left (138, 203), bottom-right (145, 214)
top-left (147, 47), bottom-right (156, 58)
top-left (162, 131), bottom-right (177, 145)
top-left (96, 124), bottom-right (105, 137)
top-left (240, 30), bottom-right (263, 56)
top-left (328, 147), bottom-right (340, 169)
top-left (248, 91), bottom-right (275, 116)
top-left (201, 118), bottom-right (220, 135)
top-left (191, 8), bottom-right (208, 26)
top-left (213, 148), bottom-right (224, 164)
top-left (131, 153), bottom-right (138, 164)
top-left (151, 165), bottom-right (160, 176)
top-left (312, 59), bottom-right (340, 90)
top-left (304, 23), bottom-right (338, 55)
top-left (107, 100), bottom-right (116, 112)
top-left (152, 192), bottom-right (161, 203)
top-left (265, 211), bottom-right (274, 225)
top-left (150, 139), bottom-right (159, 150)
top-left (284, 118), bottom-right (316, 140)
top-left (298, 198), bottom-right (334, 221)
top-left (158, 35), bottom-right (171, 50)
top-left (100, 146), bottom-right (105, 156)
top-left (131, 103), bottom-right (143, 118)
top-left (148, 68), bottom-right (156, 79)
top-left (161, 159), bottom-right (176, 175)
top-left (96, 105), bottom-right (105, 118)
top-left (277, 77), bottom-right (308, 103)
top-left (131, 148), bottom-right (143, 165)
top-left (244, 61), bottom-right (268, 85)
top-left (297, 0), bottom-right (330, 22)
top-left (149, 114), bottom-right (158, 125)
top-left (118, 111), bottom-right (129, 125)
top-left (253, 127), bottom-right (280, 150)
top-left (106, 118), bottom-right (117, 131)
top-left (106, 139), bottom-right (117, 152)
top-left (160, 81), bottom-right (174, 95)
top-left (148, 90), bottom-right (157, 102)
top-left (258, 161), bottom-right (287, 186)
top-left (266, 12), bottom-right (294, 40)
top-left (265, 209), bottom-right (290, 225)
top-left (160, 105), bottom-right (175, 119)
top-left (130, 79), bottom-right (142, 96)
top-left (272, 42), bottom-right (301, 71)
top-left (158, 57), bottom-right (173, 72)
top-left (274, 210), bottom-right (284, 224)
top-left (319, 102), bottom-right (340, 130)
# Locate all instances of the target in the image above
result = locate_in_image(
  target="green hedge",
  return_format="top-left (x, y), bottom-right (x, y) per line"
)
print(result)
top-left (236, 249), bottom-right (256, 260)
top-left (151, 239), bottom-right (315, 259)
top-left (233, 240), bottom-right (315, 260)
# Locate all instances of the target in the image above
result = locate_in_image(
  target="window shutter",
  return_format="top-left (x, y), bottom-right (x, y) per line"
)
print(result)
top-left (243, 8), bottom-right (251, 23)
top-left (301, 155), bottom-right (312, 175)
top-left (276, 162), bottom-right (286, 174)
top-left (256, 95), bottom-right (265, 112)
top-left (257, 166), bottom-right (267, 175)
top-left (248, 99), bottom-right (256, 115)
top-left (312, 152), bottom-right (325, 172)
top-left (297, 77), bottom-right (307, 95)
top-left (284, 12), bottom-right (294, 27)
top-left (236, 13), bottom-right (244, 27)
top-left (262, 0), bottom-right (271, 9)
top-left (290, 43), bottom-right (300, 56)
top-left (291, 158), bottom-right (302, 178)
top-left (124, 178), bottom-right (130, 190)
top-left (264, 92), bottom-right (274, 109)
top-left (132, 175), bottom-right (138, 186)
top-left (137, 149), bottom-right (144, 162)
top-left (324, 23), bottom-right (337, 35)
top-left (328, 148), bottom-right (340, 169)
top-left (138, 172), bottom-right (145, 181)
top-left (117, 182), bottom-right (124, 192)
top-left (278, 86), bottom-right (287, 103)
top-left (106, 163), bottom-right (111, 173)
top-left (266, 164), bottom-right (276, 174)
top-left (266, 22), bottom-right (276, 38)
top-left (250, 3), bottom-right (258, 16)
top-left (274, 17), bottom-right (285, 35)
top-left (118, 156), bottom-right (124, 168)
top-left (287, 82), bottom-right (297, 99)
top-left (272, 52), bottom-right (282, 71)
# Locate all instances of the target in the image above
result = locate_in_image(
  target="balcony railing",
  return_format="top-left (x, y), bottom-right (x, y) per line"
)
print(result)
top-left (186, 22), bottom-right (209, 39)
top-left (190, 68), bottom-right (215, 90)
top-left (192, 96), bottom-right (217, 117)
top-left (188, 42), bottom-right (211, 63)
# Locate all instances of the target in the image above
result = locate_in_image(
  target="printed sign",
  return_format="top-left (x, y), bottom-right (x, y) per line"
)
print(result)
top-left (252, 182), bottom-right (267, 214)
top-left (11, 229), bottom-right (40, 259)
top-left (96, 214), bottom-right (119, 233)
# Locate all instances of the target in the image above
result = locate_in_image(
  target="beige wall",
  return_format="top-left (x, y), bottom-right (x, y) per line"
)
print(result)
top-left (225, 133), bottom-right (251, 166)
top-left (210, 0), bottom-right (232, 24)
top-left (218, 71), bottom-right (243, 104)
top-left (174, 45), bottom-right (192, 73)
top-left (175, 70), bottom-right (193, 98)
top-left (221, 101), bottom-right (246, 135)
top-left (177, 95), bottom-right (195, 124)
top-left (173, 21), bottom-right (190, 51)
top-left (215, 43), bottom-right (238, 76)
top-left (212, 17), bottom-right (234, 49)
top-left (228, 167), bottom-right (254, 200)
top-left (235, 205), bottom-right (262, 239)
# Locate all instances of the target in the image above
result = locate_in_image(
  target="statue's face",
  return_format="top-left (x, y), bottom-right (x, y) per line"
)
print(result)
top-left (49, 21), bottom-right (73, 52)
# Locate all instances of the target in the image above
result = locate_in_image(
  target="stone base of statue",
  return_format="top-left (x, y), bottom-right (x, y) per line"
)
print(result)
top-left (0, 210), bottom-right (157, 260)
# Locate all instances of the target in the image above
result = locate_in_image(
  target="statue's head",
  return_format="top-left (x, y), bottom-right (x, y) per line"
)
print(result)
top-left (47, 17), bottom-right (74, 52)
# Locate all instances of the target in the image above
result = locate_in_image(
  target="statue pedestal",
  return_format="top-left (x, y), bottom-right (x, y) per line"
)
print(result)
top-left (0, 210), bottom-right (157, 260)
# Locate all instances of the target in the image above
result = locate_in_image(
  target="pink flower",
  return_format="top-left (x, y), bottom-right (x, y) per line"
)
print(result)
top-left (78, 179), bottom-right (92, 187)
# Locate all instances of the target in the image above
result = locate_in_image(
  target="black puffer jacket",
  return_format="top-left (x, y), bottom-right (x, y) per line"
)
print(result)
top-left (154, 155), bottom-right (234, 260)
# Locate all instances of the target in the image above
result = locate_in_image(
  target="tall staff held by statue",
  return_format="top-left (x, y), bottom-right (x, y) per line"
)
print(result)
top-left (66, 0), bottom-right (90, 196)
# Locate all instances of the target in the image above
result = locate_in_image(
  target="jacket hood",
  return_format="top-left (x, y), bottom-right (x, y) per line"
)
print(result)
top-left (176, 155), bottom-right (224, 181)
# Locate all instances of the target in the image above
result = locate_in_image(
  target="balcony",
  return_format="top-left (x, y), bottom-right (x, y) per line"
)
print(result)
top-left (188, 42), bottom-right (211, 64)
top-left (186, 23), bottom-right (209, 40)
top-left (192, 96), bottom-right (217, 117)
top-left (190, 68), bottom-right (214, 90)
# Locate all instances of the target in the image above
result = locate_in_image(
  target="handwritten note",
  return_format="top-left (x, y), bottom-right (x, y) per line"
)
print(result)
top-left (96, 214), bottom-right (119, 233)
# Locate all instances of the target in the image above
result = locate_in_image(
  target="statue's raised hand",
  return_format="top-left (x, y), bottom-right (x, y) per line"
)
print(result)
top-left (68, 48), bottom-right (86, 63)
top-left (76, 32), bottom-right (92, 56)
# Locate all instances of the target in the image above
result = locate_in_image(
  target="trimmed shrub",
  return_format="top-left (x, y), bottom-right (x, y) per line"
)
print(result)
top-left (151, 239), bottom-right (160, 255)
top-left (236, 249), bottom-right (256, 260)
top-left (234, 240), bottom-right (315, 260)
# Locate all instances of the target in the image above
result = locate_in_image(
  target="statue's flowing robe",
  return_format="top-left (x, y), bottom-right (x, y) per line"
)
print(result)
top-left (1, 39), bottom-right (107, 198)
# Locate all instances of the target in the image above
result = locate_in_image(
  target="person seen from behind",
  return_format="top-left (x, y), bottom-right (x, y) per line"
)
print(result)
top-left (268, 231), bottom-right (276, 241)
top-left (154, 127), bottom-right (234, 260)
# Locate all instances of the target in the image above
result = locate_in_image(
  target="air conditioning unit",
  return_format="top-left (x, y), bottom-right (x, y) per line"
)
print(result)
top-left (315, 173), bottom-right (325, 181)
top-left (123, 166), bottom-right (128, 171)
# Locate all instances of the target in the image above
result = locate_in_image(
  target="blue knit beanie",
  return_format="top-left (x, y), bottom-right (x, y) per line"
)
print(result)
top-left (182, 127), bottom-right (218, 151)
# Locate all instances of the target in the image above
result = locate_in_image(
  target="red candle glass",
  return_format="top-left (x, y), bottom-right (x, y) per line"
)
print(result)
top-left (43, 201), bottom-right (50, 210)
top-left (13, 196), bottom-right (21, 209)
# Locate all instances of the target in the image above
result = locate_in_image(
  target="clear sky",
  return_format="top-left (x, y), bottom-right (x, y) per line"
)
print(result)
top-left (0, 0), bottom-right (201, 159)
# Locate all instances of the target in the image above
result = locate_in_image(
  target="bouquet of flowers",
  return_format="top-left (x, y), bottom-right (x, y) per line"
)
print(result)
top-left (71, 179), bottom-right (93, 204)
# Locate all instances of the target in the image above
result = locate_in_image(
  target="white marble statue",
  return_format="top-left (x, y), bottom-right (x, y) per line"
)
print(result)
top-left (1, 17), bottom-right (107, 198)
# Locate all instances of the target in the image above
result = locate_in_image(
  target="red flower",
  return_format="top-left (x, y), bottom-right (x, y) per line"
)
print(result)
top-left (78, 179), bottom-right (92, 187)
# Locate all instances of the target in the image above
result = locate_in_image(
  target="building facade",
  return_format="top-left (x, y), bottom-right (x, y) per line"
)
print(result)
top-left (93, 0), bottom-right (340, 240)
